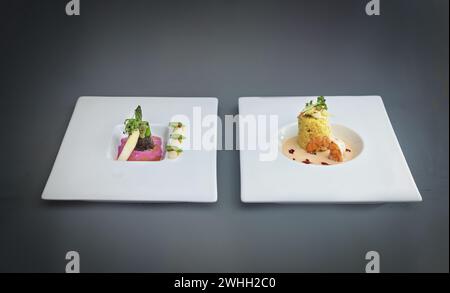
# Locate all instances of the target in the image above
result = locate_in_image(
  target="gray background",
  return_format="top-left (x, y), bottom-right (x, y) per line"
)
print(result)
top-left (0, 0), bottom-right (448, 273)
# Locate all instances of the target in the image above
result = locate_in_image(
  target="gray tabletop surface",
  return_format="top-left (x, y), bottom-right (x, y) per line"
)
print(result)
top-left (0, 0), bottom-right (448, 272)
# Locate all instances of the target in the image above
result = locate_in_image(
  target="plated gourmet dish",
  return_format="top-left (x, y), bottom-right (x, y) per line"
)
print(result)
top-left (282, 96), bottom-right (353, 165)
top-left (117, 105), bottom-right (185, 161)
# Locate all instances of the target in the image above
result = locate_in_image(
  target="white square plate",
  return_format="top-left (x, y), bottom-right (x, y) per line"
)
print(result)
top-left (239, 96), bottom-right (422, 203)
top-left (42, 97), bottom-right (218, 202)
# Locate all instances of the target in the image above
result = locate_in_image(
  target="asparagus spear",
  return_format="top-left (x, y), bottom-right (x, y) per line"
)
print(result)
top-left (118, 105), bottom-right (152, 161)
top-left (117, 129), bottom-right (140, 161)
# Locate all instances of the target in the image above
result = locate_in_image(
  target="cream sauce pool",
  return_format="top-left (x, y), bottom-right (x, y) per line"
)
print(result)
top-left (282, 136), bottom-right (354, 165)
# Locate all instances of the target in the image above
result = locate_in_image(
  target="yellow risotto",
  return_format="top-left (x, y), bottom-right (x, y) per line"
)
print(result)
top-left (297, 113), bottom-right (331, 150)
top-left (297, 96), bottom-right (332, 150)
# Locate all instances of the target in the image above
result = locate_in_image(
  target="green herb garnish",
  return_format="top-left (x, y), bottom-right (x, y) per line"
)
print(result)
top-left (124, 106), bottom-right (152, 139)
top-left (170, 133), bottom-right (185, 143)
top-left (169, 122), bottom-right (183, 128)
top-left (166, 145), bottom-right (183, 153)
top-left (302, 96), bottom-right (328, 115)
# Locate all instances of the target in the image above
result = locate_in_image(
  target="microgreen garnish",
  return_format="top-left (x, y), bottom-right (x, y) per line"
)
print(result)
top-left (170, 133), bottom-right (185, 143)
top-left (302, 96), bottom-right (328, 115)
top-left (124, 106), bottom-right (152, 139)
top-left (166, 145), bottom-right (183, 153)
top-left (169, 122), bottom-right (183, 128)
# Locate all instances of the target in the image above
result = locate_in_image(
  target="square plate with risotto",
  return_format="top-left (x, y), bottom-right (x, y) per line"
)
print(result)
top-left (42, 96), bottom-right (218, 202)
top-left (238, 96), bottom-right (422, 203)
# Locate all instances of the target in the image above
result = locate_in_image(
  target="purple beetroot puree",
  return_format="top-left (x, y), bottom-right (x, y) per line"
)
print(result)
top-left (118, 136), bottom-right (163, 161)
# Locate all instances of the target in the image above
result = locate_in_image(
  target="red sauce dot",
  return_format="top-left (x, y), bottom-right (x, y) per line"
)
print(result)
top-left (302, 159), bottom-right (311, 164)
top-left (321, 162), bottom-right (330, 166)
top-left (288, 149), bottom-right (295, 154)
top-left (346, 148), bottom-right (351, 152)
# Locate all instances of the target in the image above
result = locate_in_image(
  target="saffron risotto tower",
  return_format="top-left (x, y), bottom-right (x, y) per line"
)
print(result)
top-left (297, 96), bottom-right (347, 162)
top-left (297, 96), bottom-right (332, 151)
